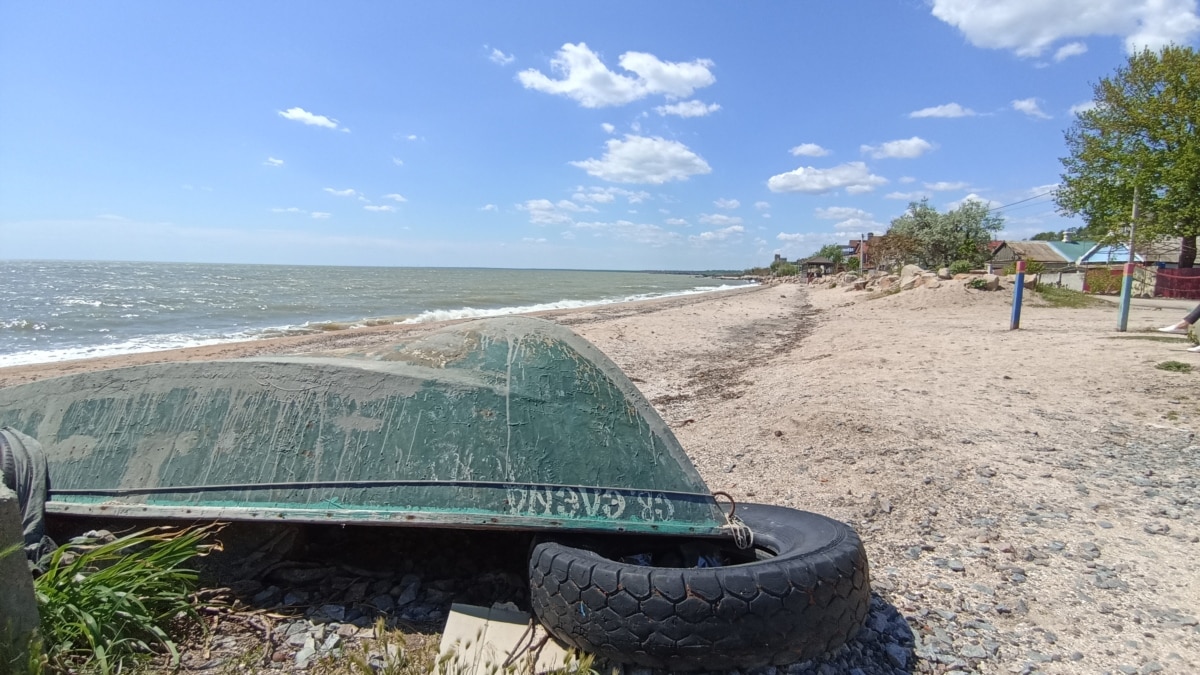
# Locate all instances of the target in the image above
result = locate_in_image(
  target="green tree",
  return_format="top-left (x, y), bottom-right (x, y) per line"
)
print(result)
top-left (887, 198), bottom-right (1003, 268)
top-left (1030, 231), bottom-right (1063, 241)
top-left (845, 256), bottom-right (860, 271)
top-left (812, 244), bottom-right (845, 267)
top-left (1057, 45), bottom-right (1200, 267)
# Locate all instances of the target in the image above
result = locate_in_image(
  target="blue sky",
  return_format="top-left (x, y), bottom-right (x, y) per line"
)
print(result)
top-left (3, 1), bottom-right (1199, 270)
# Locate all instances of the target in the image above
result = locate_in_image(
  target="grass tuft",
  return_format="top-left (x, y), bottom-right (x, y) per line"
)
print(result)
top-left (1155, 360), bottom-right (1193, 373)
top-left (35, 525), bottom-right (220, 674)
top-left (1034, 286), bottom-right (1100, 308)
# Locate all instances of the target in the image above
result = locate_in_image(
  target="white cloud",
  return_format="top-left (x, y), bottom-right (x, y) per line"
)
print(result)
top-left (522, 237), bottom-right (547, 243)
top-left (1012, 97), bottom-right (1051, 119)
top-left (929, 0), bottom-right (1200, 56)
top-left (861, 137), bottom-right (934, 159)
top-left (481, 204), bottom-right (498, 212)
top-left (517, 199), bottom-right (595, 225)
top-left (761, 213), bottom-right (772, 219)
top-left (885, 191), bottom-right (930, 200)
top-left (815, 206), bottom-right (871, 220)
top-left (899, 176), bottom-right (917, 184)
top-left (601, 122), bottom-right (615, 134)
top-left (775, 232), bottom-right (843, 248)
top-left (570, 135), bottom-right (712, 184)
top-left (264, 157), bottom-right (284, 167)
top-left (754, 201), bottom-right (770, 211)
top-left (909, 102), bottom-right (977, 118)
top-left (832, 217), bottom-right (885, 233)
top-left (406, 134), bottom-right (419, 141)
top-left (518, 43), bottom-right (716, 108)
top-left (690, 225), bottom-right (744, 244)
top-left (1054, 41), bottom-right (1089, 61)
top-left (279, 107), bottom-right (341, 130)
top-left (925, 181), bottom-right (970, 191)
top-left (488, 47), bottom-right (515, 66)
top-left (767, 161), bottom-right (888, 195)
top-left (364, 205), bottom-right (395, 213)
top-left (699, 213), bottom-right (743, 226)
top-left (392, 157), bottom-right (404, 166)
top-left (383, 193), bottom-right (408, 203)
top-left (1069, 100), bottom-right (1097, 116)
top-left (790, 143), bottom-right (831, 157)
top-left (655, 100), bottom-right (721, 117)
top-left (664, 217), bottom-right (689, 226)
top-left (714, 198), bottom-right (740, 210)
top-left (572, 220), bottom-right (682, 246)
top-left (271, 207), bottom-right (304, 214)
top-left (311, 212), bottom-right (331, 219)
top-left (572, 186), bottom-right (650, 204)
top-left (324, 188), bottom-right (358, 198)
top-left (947, 193), bottom-right (1003, 209)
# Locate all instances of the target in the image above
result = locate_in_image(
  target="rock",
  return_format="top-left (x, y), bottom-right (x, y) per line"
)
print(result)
top-left (900, 264), bottom-right (925, 290)
top-left (294, 636), bottom-right (317, 668)
top-left (1023, 273), bottom-right (1039, 289)
top-left (982, 274), bottom-right (1001, 291)
top-left (1144, 522), bottom-right (1171, 535)
top-left (937, 267), bottom-right (952, 280)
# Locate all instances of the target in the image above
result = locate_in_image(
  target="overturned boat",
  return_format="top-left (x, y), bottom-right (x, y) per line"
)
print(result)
top-left (0, 316), bottom-right (870, 670)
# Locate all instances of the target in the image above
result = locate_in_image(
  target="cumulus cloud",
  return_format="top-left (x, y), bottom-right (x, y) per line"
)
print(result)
top-left (488, 47), bottom-right (515, 65)
top-left (928, 0), bottom-right (1200, 56)
top-left (832, 217), bottom-right (885, 233)
top-left (364, 205), bottom-right (395, 213)
top-left (270, 207), bottom-right (304, 214)
top-left (714, 198), bottom-right (740, 210)
top-left (324, 188), bottom-right (358, 198)
top-left (699, 213), bottom-right (743, 226)
top-left (279, 107), bottom-right (342, 130)
top-left (392, 157), bottom-right (404, 166)
top-left (1070, 100), bottom-right (1098, 115)
top-left (815, 206), bottom-right (872, 220)
top-left (1012, 97), bottom-right (1051, 119)
top-left (264, 157), bottom-right (284, 167)
top-left (861, 137), bottom-right (934, 159)
top-left (481, 204), bottom-right (498, 212)
top-left (925, 181), bottom-right (969, 191)
top-left (517, 199), bottom-right (597, 225)
top-left (572, 186), bottom-right (650, 204)
top-left (767, 162), bottom-right (888, 195)
top-left (311, 212), bottom-right (331, 219)
top-left (572, 220), bottom-right (682, 246)
top-left (383, 193), bottom-right (408, 202)
top-left (886, 191), bottom-right (931, 200)
top-left (790, 143), bottom-right (831, 157)
top-left (947, 193), bottom-right (1003, 209)
top-left (601, 123), bottom-right (615, 134)
top-left (754, 201), bottom-right (771, 211)
top-left (655, 100), bottom-right (721, 117)
top-left (1054, 41), bottom-right (1089, 61)
top-left (571, 135), bottom-right (712, 184)
top-left (518, 43), bottom-right (716, 108)
top-left (690, 225), bottom-right (744, 244)
top-left (909, 102), bottom-right (977, 118)
top-left (664, 217), bottom-right (689, 226)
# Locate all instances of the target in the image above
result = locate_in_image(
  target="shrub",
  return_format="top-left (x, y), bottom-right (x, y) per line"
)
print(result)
top-left (1084, 268), bottom-right (1122, 295)
top-left (1156, 360), bottom-right (1193, 373)
top-left (1003, 260), bottom-right (1045, 275)
top-left (948, 260), bottom-right (973, 275)
top-left (774, 263), bottom-right (799, 277)
top-left (35, 526), bottom-right (219, 674)
top-left (966, 278), bottom-right (990, 290)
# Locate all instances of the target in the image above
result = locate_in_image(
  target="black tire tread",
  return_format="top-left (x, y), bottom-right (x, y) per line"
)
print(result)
top-left (528, 505), bottom-right (870, 670)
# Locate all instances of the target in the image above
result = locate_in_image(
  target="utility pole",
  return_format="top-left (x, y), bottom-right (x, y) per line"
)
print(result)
top-left (859, 233), bottom-right (866, 271)
top-left (1116, 184), bottom-right (1140, 332)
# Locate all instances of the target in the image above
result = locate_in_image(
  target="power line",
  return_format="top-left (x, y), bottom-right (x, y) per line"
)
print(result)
top-left (988, 189), bottom-right (1057, 212)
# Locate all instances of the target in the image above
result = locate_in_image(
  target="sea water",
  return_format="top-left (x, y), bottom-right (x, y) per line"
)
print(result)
top-left (0, 260), bottom-right (749, 367)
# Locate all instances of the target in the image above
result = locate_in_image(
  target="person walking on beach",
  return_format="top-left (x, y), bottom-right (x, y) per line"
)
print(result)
top-left (1157, 304), bottom-right (1200, 352)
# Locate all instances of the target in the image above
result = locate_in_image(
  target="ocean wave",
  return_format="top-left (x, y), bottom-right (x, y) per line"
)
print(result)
top-left (399, 283), bottom-right (751, 324)
top-left (0, 332), bottom-right (255, 368)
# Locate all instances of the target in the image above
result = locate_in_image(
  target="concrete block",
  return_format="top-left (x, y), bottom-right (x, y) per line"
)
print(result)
top-left (0, 484), bottom-right (39, 670)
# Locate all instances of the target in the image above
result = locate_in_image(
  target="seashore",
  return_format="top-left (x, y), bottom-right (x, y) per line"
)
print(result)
top-left (2, 280), bottom-right (1198, 673)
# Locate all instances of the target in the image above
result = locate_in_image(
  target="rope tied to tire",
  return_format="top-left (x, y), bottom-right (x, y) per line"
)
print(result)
top-left (712, 491), bottom-right (754, 550)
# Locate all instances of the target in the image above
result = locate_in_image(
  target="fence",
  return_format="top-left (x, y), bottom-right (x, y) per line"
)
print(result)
top-left (1154, 268), bottom-right (1200, 300)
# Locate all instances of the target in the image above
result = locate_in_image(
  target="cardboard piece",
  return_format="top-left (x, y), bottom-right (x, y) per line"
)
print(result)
top-left (437, 603), bottom-right (575, 674)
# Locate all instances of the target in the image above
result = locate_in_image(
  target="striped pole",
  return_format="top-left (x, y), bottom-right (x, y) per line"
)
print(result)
top-left (1116, 262), bottom-right (1135, 332)
top-left (1010, 260), bottom-right (1025, 330)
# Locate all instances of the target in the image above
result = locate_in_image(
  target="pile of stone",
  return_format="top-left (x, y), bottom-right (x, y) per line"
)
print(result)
top-left (807, 264), bottom-right (1037, 294)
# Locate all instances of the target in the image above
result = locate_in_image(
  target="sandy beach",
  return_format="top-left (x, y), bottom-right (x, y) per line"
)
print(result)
top-left (4, 279), bottom-right (1198, 674)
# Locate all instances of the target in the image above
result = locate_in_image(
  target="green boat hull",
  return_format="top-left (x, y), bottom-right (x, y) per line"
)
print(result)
top-left (0, 317), bottom-right (728, 537)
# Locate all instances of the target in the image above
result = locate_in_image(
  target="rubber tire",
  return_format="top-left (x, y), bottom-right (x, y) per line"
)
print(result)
top-left (528, 504), bottom-right (870, 671)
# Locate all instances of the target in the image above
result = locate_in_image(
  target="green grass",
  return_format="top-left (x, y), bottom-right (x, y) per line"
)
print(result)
top-left (1156, 360), bottom-right (1193, 373)
top-left (1033, 286), bottom-right (1101, 308)
top-left (35, 525), bottom-right (219, 674)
